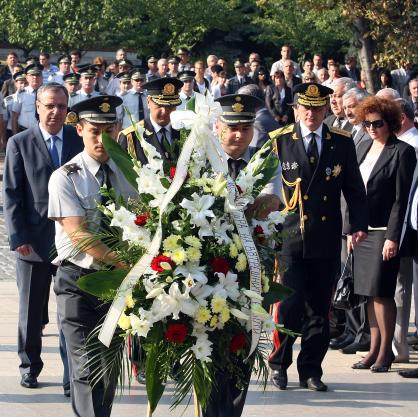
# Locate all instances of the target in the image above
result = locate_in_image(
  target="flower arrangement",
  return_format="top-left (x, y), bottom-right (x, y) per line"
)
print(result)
top-left (77, 95), bottom-right (294, 415)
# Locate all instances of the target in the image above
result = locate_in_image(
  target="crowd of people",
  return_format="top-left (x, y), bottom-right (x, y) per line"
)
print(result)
top-left (1, 43), bottom-right (418, 417)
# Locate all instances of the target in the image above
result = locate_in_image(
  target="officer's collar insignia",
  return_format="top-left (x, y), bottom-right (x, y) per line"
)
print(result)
top-left (163, 83), bottom-right (175, 95)
top-left (292, 132), bottom-right (298, 140)
top-left (66, 111), bottom-right (78, 124)
top-left (63, 163), bottom-right (81, 175)
top-left (332, 164), bottom-right (342, 177)
top-left (232, 102), bottom-right (244, 113)
top-left (144, 128), bottom-right (153, 136)
top-left (325, 167), bottom-right (332, 176)
top-left (306, 84), bottom-right (320, 97)
top-left (99, 102), bottom-right (111, 113)
top-left (325, 132), bottom-right (331, 140)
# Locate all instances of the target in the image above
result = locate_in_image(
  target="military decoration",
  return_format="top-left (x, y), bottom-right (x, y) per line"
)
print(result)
top-left (332, 164), bottom-right (342, 177)
top-left (325, 167), bottom-right (332, 176)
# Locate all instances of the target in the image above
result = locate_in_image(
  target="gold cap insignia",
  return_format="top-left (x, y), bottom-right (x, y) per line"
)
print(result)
top-left (235, 96), bottom-right (242, 102)
top-left (232, 102), bottom-right (244, 113)
top-left (99, 102), bottom-right (111, 113)
top-left (66, 111), bottom-right (78, 124)
top-left (306, 84), bottom-right (320, 97)
top-left (163, 83), bottom-right (175, 95)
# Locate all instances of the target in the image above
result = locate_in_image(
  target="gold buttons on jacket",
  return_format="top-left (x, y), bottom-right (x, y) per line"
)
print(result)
top-left (303, 195), bottom-right (309, 200)
top-left (323, 195), bottom-right (328, 201)
top-left (303, 215), bottom-right (308, 221)
top-left (321, 216), bottom-right (326, 221)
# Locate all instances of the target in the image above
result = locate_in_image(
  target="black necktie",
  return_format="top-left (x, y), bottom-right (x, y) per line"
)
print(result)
top-left (94, 80), bottom-right (100, 92)
top-left (160, 127), bottom-right (172, 160)
top-left (335, 117), bottom-right (344, 128)
top-left (307, 132), bottom-right (319, 167)
top-left (138, 93), bottom-right (144, 121)
top-left (228, 159), bottom-right (244, 180)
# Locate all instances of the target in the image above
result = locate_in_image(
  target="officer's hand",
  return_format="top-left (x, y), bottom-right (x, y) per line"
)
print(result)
top-left (346, 235), bottom-right (353, 253)
top-left (247, 194), bottom-right (280, 220)
top-left (15, 244), bottom-right (33, 256)
top-left (382, 239), bottom-right (398, 261)
top-left (351, 231), bottom-right (367, 247)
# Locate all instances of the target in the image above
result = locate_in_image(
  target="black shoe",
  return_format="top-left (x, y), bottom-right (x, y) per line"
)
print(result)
top-left (340, 342), bottom-right (370, 354)
top-left (329, 334), bottom-right (348, 349)
top-left (299, 377), bottom-right (328, 392)
top-left (20, 373), bottom-right (38, 389)
top-left (330, 337), bottom-right (355, 350)
top-left (271, 369), bottom-right (287, 390)
top-left (351, 361), bottom-right (371, 369)
top-left (370, 364), bottom-right (391, 373)
top-left (136, 369), bottom-right (146, 384)
top-left (64, 388), bottom-right (71, 397)
top-left (398, 369), bottom-right (418, 378)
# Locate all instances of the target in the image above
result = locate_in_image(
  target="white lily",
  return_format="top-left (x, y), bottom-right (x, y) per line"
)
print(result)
top-left (211, 217), bottom-right (234, 245)
top-left (242, 289), bottom-right (263, 302)
top-left (157, 282), bottom-right (198, 319)
top-left (230, 308), bottom-right (250, 321)
top-left (174, 262), bottom-right (208, 284)
top-left (145, 287), bottom-right (166, 299)
top-left (213, 271), bottom-right (240, 301)
top-left (191, 338), bottom-right (213, 362)
top-left (180, 193), bottom-right (215, 227)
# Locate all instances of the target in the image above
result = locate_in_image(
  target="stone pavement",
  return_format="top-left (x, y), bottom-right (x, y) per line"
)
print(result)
top-left (0, 154), bottom-right (418, 417)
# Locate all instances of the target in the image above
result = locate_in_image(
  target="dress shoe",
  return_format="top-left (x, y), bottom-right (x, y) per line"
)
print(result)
top-left (351, 361), bottom-right (371, 369)
top-left (398, 369), bottom-right (418, 378)
top-left (271, 369), bottom-right (287, 390)
top-left (340, 342), bottom-right (370, 354)
top-left (407, 334), bottom-right (418, 345)
top-left (299, 377), bottom-right (328, 392)
top-left (20, 373), bottom-right (38, 388)
top-left (329, 334), bottom-right (349, 349)
top-left (330, 337), bottom-right (354, 350)
top-left (370, 353), bottom-right (394, 373)
top-left (63, 383), bottom-right (70, 397)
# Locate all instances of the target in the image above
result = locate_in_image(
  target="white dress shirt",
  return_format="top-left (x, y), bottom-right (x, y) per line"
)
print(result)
top-left (300, 122), bottom-right (323, 155)
top-left (39, 124), bottom-right (64, 165)
top-left (149, 117), bottom-right (173, 144)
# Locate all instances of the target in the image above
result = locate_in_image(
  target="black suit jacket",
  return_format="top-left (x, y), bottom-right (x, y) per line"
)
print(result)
top-left (324, 114), bottom-right (353, 133)
top-left (251, 107), bottom-right (281, 148)
top-left (227, 75), bottom-right (254, 95)
top-left (118, 117), bottom-right (181, 164)
top-left (340, 67), bottom-right (361, 82)
top-left (265, 84), bottom-right (294, 123)
top-left (354, 135), bottom-right (416, 242)
top-left (273, 122), bottom-right (368, 259)
top-left (3, 124), bottom-right (83, 261)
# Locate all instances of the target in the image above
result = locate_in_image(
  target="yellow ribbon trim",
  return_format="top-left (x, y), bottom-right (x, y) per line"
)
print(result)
top-left (281, 176), bottom-right (305, 235)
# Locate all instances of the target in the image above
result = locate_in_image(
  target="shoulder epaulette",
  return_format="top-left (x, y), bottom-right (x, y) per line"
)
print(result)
top-left (63, 163), bottom-right (81, 175)
top-left (329, 126), bottom-right (352, 138)
top-left (120, 120), bottom-right (144, 137)
top-left (269, 124), bottom-right (294, 140)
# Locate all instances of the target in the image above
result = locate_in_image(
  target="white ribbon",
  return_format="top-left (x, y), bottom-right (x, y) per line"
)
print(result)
top-left (99, 93), bottom-right (262, 357)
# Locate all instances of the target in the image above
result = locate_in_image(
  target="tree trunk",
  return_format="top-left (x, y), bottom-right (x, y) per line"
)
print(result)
top-left (352, 15), bottom-right (376, 94)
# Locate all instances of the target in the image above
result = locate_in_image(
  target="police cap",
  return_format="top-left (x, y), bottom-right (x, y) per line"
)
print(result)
top-left (70, 95), bottom-right (123, 124)
top-left (215, 93), bottom-right (263, 125)
top-left (142, 77), bottom-right (183, 107)
top-left (293, 82), bottom-right (333, 107)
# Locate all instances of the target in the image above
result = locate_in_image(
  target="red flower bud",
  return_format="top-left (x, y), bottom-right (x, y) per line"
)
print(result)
top-left (254, 225), bottom-right (264, 236)
top-left (169, 167), bottom-right (176, 179)
top-left (134, 212), bottom-right (151, 226)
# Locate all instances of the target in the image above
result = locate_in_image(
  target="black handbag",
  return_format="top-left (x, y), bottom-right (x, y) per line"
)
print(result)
top-left (333, 253), bottom-right (359, 310)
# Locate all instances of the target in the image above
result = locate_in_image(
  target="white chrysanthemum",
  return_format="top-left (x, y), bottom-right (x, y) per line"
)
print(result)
top-left (184, 235), bottom-right (202, 249)
top-left (191, 338), bottom-right (213, 362)
top-left (163, 235), bottom-right (182, 251)
top-left (180, 193), bottom-right (215, 227)
top-left (136, 165), bottom-right (166, 200)
top-left (129, 314), bottom-right (152, 337)
top-left (236, 169), bottom-right (263, 195)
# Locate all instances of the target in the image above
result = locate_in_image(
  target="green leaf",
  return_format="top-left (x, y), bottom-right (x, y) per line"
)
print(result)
top-left (186, 95), bottom-right (196, 112)
top-left (262, 281), bottom-right (294, 306)
top-left (77, 269), bottom-right (128, 299)
top-left (102, 132), bottom-right (138, 189)
top-left (145, 325), bottom-right (167, 412)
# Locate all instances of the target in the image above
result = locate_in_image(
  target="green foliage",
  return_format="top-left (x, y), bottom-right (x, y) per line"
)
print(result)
top-left (263, 281), bottom-right (294, 306)
top-left (77, 269), bottom-right (128, 299)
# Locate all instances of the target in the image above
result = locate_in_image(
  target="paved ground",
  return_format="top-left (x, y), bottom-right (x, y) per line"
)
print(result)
top-left (0, 155), bottom-right (417, 416)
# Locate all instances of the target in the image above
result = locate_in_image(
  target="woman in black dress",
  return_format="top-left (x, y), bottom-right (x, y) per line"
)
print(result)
top-left (347, 96), bottom-right (416, 372)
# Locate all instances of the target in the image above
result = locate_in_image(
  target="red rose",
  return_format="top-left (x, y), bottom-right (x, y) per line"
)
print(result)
top-left (134, 212), bottom-right (151, 226)
top-left (230, 333), bottom-right (247, 353)
top-left (169, 167), bottom-right (177, 179)
top-left (151, 255), bottom-right (175, 272)
top-left (165, 323), bottom-right (188, 344)
top-left (254, 225), bottom-right (264, 236)
top-left (210, 257), bottom-right (229, 275)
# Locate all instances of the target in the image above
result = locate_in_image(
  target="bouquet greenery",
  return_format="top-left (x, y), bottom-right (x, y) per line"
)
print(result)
top-left (77, 96), bottom-right (293, 415)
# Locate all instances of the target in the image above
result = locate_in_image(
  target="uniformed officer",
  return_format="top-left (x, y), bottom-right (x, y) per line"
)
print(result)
top-left (11, 63), bottom-right (43, 134)
top-left (68, 65), bottom-right (101, 108)
top-left (168, 56), bottom-right (180, 78)
top-left (3, 71), bottom-right (26, 139)
top-left (201, 93), bottom-right (280, 417)
top-left (268, 82), bottom-right (368, 391)
top-left (177, 70), bottom-right (196, 110)
top-left (48, 95), bottom-right (137, 417)
top-left (63, 72), bottom-right (81, 96)
top-left (105, 59), bottom-right (133, 95)
top-left (146, 56), bottom-right (159, 81)
top-left (115, 71), bottom-right (131, 126)
top-left (118, 77), bottom-right (183, 163)
top-left (49, 55), bottom-right (72, 85)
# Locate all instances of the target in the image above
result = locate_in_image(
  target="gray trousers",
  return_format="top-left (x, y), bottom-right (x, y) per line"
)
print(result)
top-left (16, 258), bottom-right (53, 376)
top-left (54, 263), bottom-right (115, 417)
top-left (393, 257), bottom-right (413, 359)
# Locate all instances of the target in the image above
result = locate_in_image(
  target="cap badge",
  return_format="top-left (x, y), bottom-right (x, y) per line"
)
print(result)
top-left (66, 111), bottom-right (78, 124)
top-left (163, 83), bottom-right (175, 95)
top-left (306, 84), bottom-right (320, 97)
top-left (232, 102), bottom-right (244, 113)
top-left (99, 102), bottom-right (111, 113)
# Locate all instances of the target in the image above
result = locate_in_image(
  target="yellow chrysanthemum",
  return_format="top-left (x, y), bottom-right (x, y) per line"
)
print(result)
top-left (236, 253), bottom-right (247, 272)
top-left (233, 234), bottom-right (243, 251)
top-left (163, 235), bottom-right (182, 251)
top-left (118, 313), bottom-right (131, 330)
top-left (171, 247), bottom-right (187, 265)
top-left (210, 315), bottom-right (218, 328)
top-left (211, 296), bottom-right (227, 313)
top-left (125, 295), bottom-right (135, 309)
top-left (229, 243), bottom-right (238, 258)
top-left (196, 306), bottom-right (211, 324)
top-left (184, 235), bottom-right (202, 249)
top-left (186, 246), bottom-right (201, 263)
top-left (261, 273), bottom-right (270, 293)
top-left (220, 307), bottom-right (230, 323)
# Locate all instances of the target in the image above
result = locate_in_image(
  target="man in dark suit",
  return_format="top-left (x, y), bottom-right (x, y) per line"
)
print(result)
top-left (269, 83), bottom-right (368, 391)
top-left (227, 60), bottom-right (254, 95)
top-left (3, 83), bottom-right (83, 391)
top-left (118, 77), bottom-right (183, 164)
top-left (237, 84), bottom-right (280, 148)
top-left (283, 59), bottom-right (302, 90)
top-left (0, 51), bottom-right (18, 88)
top-left (340, 56), bottom-right (361, 82)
